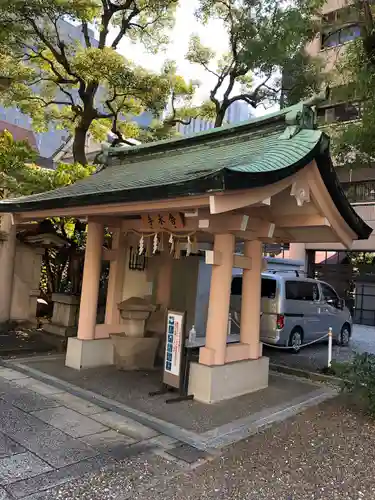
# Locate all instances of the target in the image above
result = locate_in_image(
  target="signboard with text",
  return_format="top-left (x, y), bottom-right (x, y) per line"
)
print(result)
top-left (163, 310), bottom-right (186, 389)
top-left (141, 212), bottom-right (185, 231)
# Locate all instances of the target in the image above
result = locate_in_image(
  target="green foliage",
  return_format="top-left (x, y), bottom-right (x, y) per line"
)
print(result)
top-left (0, 129), bottom-right (95, 298)
top-left (184, 0), bottom-right (324, 126)
top-left (0, 130), bottom-right (44, 198)
top-left (330, 36), bottom-right (375, 166)
top-left (281, 52), bottom-right (325, 108)
top-left (334, 353), bottom-right (375, 417)
top-left (0, 0), bottom-right (179, 163)
top-left (0, 129), bottom-right (94, 199)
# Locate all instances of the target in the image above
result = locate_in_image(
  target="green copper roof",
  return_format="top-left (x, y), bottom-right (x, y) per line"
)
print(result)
top-left (0, 101), bottom-right (371, 240)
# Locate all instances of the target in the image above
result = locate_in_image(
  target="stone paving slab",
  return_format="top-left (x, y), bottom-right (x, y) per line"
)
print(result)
top-left (0, 432), bottom-right (26, 459)
top-left (0, 368), bottom-right (29, 381)
top-left (5, 455), bottom-right (115, 499)
top-left (21, 452), bottom-right (183, 500)
top-left (0, 364), bottom-right (191, 498)
top-left (91, 411), bottom-right (159, 440)
top-left (80, 429), bottom-right (135, 448)
top-left (15, 427), bottom-right (99, 468)
top-left (146, 435), bottom-right (178, 449)
top-left (0, 452), bottom-right (52, 485)
top-left (0, 401), bottom-right (99, 468)
top-left (0, 399), bottom-right (55, 436)
top-left (50, 391), bottom-right (104, 415)
top-left (10, 378), bottom-right (64, 396)
top-left (0, 487), bottom-right (10, 499)
top-left (0, 386), bottom-right (60, 413)
top-left (32, 407), bottom-right (108, 438)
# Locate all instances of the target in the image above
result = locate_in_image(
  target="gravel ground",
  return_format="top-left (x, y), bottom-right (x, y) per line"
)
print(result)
top-left (21, 359), bottom-right (318, 432)
top-left (36, 396), bottom-right (375, 500)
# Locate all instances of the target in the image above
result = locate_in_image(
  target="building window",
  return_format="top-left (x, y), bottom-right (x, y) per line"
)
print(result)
top-left (321, 24), bottom-right (361, 49)
top-left (317, 102), bottom-right (361, 124)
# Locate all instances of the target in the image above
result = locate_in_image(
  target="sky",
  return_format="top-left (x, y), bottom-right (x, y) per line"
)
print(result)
top-left (116, 1), bottom-right (231, 106)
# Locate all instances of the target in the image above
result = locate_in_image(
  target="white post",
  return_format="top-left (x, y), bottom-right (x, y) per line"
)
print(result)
top-left (328, 327), bottom-right (333, 368)
top-left (228, 312), bottom-right (232, 337)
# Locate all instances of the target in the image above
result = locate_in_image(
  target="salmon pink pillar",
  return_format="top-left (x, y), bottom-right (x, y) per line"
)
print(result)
top-left (199, 233), bottom-right (235, 366)
top-left (77, 221), bottom-right (104, 340)
top-left (240, 239), bottom-right (262, 359)
top-left (105, 230), bottom-right (126, 326)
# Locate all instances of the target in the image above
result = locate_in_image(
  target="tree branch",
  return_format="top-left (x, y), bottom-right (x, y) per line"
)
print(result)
top-left (226, 75), bottom-right (274, 108)
top-left (27, 17), bottom-right (81, 82)
top-left (82, 22), bottom-right (92, 48)
top-left (25, 95), bottom-right (73, 107)
top-left (112, 6), bottom-right (140, 49)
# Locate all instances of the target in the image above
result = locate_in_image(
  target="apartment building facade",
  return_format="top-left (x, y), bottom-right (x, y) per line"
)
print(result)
top-left (287, 0), bottom-right (375, 325)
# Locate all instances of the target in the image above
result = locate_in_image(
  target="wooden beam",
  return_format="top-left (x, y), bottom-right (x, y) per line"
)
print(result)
top-left (274, 215), bottom-right (329, 228)
top-left (89, 216), bottom-right (126, 228)
top-left (121, 214), bottom-right (252, 234)
top-left (17, 194), bottom-right (210, 220)
top-left (102, 249), bottom-right (117, 261)
top-left (205, 251), bottom-right (252, 270)
top-left (233, 255), bottom-right (252, 270)
top-left (205, 250), bottom-right (222, 266)
top-left (209, 174), bottom-right (302, 214)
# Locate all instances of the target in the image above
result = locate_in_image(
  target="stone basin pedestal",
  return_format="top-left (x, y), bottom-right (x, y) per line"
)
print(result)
top-left (44, 293), bottom-right (80, 338)
top-left (110, 297), bottom-right (159, 370)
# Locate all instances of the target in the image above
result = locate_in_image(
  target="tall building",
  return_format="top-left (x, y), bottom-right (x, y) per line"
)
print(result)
top-left (287, 0), bottom-right (375, 325)
top-left (303, 0), bottom-right (375, 193)
top-left (175, 100), bottom-right (253, 135)
top-left (305, 0), bottom-right (362, 130)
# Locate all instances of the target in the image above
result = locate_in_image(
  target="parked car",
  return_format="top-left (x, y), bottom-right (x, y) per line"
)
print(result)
top-left (230, 272), bottom-right (352, 352)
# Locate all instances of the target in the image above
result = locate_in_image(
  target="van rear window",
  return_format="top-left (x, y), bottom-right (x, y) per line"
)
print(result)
top-left (261, 278), bottom-right (277, 298)
top-left (231, 277), bottom-right (277, 298)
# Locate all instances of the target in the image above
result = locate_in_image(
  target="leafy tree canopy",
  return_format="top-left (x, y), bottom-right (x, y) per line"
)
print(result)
top-left (0, 0), bottom-right (184, 164)
top-left (181, 0), bottom-right (325, 126)
top-left (0, 129), bottom-right (94, 199)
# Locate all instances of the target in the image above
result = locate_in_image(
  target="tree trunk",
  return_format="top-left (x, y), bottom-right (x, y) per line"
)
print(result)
top-left (214, 108), bottom-right (227, 127)
top-left (72, 126), bottom-right (89, 165)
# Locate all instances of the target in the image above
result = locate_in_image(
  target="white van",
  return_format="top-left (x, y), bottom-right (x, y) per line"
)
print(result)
top-left (230, 272), bottom-right (352, 351)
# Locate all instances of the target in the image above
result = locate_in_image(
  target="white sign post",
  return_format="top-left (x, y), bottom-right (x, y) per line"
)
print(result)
top-left (328, 327), bottom-right (333, 368)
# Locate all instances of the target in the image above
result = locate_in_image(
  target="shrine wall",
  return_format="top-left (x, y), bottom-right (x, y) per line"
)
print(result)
top-left (10, 242), bottom-right (42, 323)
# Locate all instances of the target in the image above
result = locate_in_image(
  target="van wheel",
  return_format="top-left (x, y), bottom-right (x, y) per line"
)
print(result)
top-left (339, 324), bottom-right (351, 346)
top-left (289, 329), bottom-right (303, 353)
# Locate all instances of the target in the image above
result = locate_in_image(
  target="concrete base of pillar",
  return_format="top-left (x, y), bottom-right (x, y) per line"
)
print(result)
top-left (188, 357), bottom-right (269, 404)
top-left (65, 338), bottom-right (114, 370)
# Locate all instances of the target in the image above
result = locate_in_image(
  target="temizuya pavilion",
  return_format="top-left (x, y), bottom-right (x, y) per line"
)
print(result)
top-left (0, 101), bottom-right (371, 403)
